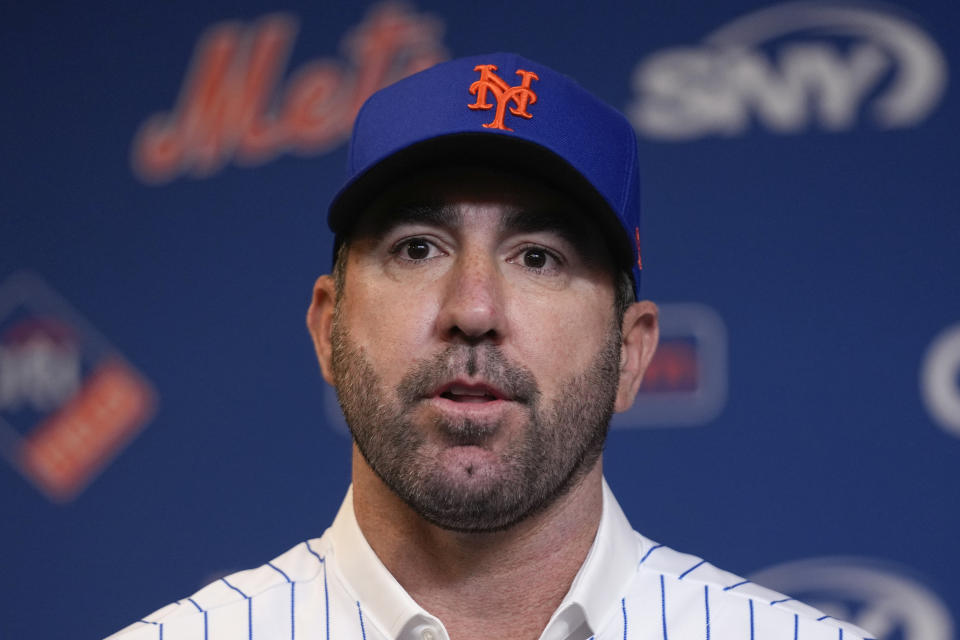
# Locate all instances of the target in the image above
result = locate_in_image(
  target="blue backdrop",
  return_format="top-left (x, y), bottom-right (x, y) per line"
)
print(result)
top-left (1, 2), bottom-right (957, 639)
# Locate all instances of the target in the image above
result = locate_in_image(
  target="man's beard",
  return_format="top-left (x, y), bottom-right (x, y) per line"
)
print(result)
top-left (330, 313), bottom-right (622, 533)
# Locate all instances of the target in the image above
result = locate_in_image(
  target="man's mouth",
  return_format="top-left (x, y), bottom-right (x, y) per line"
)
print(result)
top-left (435, 381), bottom-right (506, 403)
top-left (428, 381), bottom-right (512, 445)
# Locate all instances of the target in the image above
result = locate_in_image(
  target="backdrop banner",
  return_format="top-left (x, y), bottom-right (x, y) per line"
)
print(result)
top-left (1, 2), bottom-right (956, 639)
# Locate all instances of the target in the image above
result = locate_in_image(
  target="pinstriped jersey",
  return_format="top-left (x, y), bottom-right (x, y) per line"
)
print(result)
top-left (105, 482), bottom-right (874, 640)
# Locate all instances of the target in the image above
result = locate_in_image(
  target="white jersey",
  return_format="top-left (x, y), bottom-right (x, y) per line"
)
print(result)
top-left (106, 482), bottom-right (874, 640)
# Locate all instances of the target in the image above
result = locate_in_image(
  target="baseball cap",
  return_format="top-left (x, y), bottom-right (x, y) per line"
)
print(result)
top-left (328, 52), bottom-right (643, 296)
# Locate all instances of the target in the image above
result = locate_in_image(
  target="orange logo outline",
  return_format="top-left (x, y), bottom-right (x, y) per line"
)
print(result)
top-left (468, 64), bottom-right (539, 131)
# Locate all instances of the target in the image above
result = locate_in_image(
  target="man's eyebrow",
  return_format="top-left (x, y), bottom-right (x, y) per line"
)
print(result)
top-left (499, 207), bottom-right (590, 246)
top-left (371, 203), bottom-right (463, 231)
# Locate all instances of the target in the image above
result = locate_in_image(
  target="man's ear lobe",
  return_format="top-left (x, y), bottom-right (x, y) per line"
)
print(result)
top-left (614, 300), bottom-right (659, 413)
top-left (306, 275), bottom-right (338, 386)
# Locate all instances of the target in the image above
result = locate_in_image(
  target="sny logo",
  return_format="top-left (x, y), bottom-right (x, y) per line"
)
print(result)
top-left (468, 64), bottom-right (539, 131)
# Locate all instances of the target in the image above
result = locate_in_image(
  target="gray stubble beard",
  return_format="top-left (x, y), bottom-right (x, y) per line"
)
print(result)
top-left (330, 306), bottom-right (622, 533)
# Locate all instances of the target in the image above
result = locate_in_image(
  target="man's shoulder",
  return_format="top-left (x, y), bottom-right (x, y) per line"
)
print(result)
top-left (621, 534), bottom-right (876, 640)
top-left (104, 538), bottom-right (331, 640)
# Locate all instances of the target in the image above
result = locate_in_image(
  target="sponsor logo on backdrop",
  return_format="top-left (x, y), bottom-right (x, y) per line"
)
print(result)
top-left (629, 2), bottom-right (948, 140)
top-left (324, 303), bottom-right (727, 435)
top-left (920, 322), bottom-right (960, 437)
top-left (132, 2), bottom-right (449, 184)
top-left (751, 557), bottom-right (955, 640)
top-left (612, 302), bottom-right (727, 428)
top-left (0, 273), bottom-right (156, 502)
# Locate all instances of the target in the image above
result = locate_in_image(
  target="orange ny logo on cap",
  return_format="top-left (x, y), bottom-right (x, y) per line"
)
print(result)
top-left (468, 64), bottom-right (539, 131)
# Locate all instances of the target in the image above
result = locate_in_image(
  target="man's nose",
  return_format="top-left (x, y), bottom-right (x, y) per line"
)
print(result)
top-left (435, 249), bottom-right (506, 343)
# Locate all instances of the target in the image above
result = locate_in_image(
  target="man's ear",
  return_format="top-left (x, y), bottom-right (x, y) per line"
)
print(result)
top-left (615, 300), bottom-right (659, 413)
top-left (306, 275), bottom-right (338, 386)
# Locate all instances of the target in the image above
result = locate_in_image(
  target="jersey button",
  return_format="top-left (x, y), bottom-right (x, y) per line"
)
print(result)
top-left (421, 629), bottom-right (436, 640)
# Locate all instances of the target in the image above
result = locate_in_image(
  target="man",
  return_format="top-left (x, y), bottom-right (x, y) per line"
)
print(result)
top-left (108, 53), bottom-right (872, 640)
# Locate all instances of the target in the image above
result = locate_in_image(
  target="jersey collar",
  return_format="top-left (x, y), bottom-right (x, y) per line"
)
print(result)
top-left (539, 478), bottom-right (640, 640)
top-left (328, 485), bottom-right (447, 639)
top-left (327, 478), bottom-right (639, 640)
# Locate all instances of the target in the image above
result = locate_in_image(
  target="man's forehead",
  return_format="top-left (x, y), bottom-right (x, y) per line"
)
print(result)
top-left (353, 166), bottom-right (597, 239)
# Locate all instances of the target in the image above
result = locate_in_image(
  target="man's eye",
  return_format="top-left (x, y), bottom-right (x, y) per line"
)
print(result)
top-left (392, 237), bottom-right (440, 261)
top-left (522, 249), bottom-right (549, 269)
top-left (511, 246), bottom-right (561, 273)
top-left (405, 239), bottom-right (431, 259)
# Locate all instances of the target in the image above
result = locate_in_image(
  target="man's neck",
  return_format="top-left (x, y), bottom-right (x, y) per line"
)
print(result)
top-left (351, 448), bottom-right (604, 640)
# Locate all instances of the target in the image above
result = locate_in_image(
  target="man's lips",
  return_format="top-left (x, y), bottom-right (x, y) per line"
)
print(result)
top-left (432, 380), bottom-right (509, 403)
top-left (419, 379), bottom-right (524, 445)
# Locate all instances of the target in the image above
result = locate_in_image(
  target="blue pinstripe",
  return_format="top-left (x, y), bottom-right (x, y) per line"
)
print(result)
top-left (357, 601), bottom-right (367, 640)
top-left (638, 544), bottom-right (664, 567)
top-left (323, 559), bottom-right (330, 640)
top-left (186, 597), bottom-right (209, 640)
top-left (265, 561), bottom-right (295, 639)
top-left (704, 585), bottom-right (710, 640)
top-left (323, 562), bottom-right (330, 640)
top-left (660, 575), bottom-right (669, 640)
top-left (621, 597), bottom-right (627, 640)
top-left (221, 578), bottom-right (252, 640)
top-left (679, 560), bottom-right (706, 580)
top-left (141, 620), bottom-right (163, 640)
top-left (267, 562), bottom-right (293, 583)
top-left (221, 577), bottom-right (248, 598)
top-left (120, 539), bottom-right (876, 640)
top-left (304, 541), bottom-right (329, 640)
top-left (303, 541), bottom-right (323, 564)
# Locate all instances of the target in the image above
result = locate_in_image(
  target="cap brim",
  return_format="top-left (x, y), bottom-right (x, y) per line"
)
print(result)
top-left (328, 133), bottom-right (635, 275)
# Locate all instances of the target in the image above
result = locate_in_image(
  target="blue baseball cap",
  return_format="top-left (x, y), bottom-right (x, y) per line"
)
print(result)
top-left (328, 52), bottom-right (643, 296)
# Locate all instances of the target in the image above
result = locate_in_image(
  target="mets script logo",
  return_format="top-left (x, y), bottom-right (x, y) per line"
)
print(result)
top-left (468, 64), bottom-right (539, 131)
top-left (131, 3), bottom-right (449, 184)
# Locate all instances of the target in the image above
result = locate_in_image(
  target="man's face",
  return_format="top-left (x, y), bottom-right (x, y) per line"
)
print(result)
top-left (328, 167), bottom-right (624, 532)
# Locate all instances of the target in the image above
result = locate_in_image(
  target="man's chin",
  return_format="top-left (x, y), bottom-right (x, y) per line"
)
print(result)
top-left (400, 459), bottom-right (536, 533)
top-left (435, 444), bottom-right (503, 474)
top-left (409, 494), bottom-right (533, 534)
